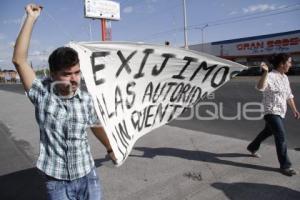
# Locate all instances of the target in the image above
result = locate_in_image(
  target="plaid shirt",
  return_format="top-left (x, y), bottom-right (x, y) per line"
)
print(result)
top-left (27, 78), bottom-right (99, 180)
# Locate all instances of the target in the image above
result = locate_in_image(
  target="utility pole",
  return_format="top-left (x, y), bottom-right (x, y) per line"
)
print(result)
top-left (183, 0), bottom-right (188, 49)
top-left (89, 21), bottom-right (93, 41)
top-left (200, 24), bottom-right (208, 51)
top-left (101, 19), bottom-right (106, 41)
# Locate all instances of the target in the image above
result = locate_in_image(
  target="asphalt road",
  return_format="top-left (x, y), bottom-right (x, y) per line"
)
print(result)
top-left (170, 76), bottom-right (300, 148)
top-left (1, 77), bottom-right (300, 148)
top-left (0, 77), bottom-right (300, 200)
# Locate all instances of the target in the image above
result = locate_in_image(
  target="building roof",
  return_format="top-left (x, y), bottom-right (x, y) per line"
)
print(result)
top-left (211, 30), bottom-right (300, 45)
top-left (2, 70), bottom-right (17, 72)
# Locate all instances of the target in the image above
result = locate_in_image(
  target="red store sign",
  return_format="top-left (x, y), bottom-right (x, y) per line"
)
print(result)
top-left (237, 37), bottom-right (300, 51)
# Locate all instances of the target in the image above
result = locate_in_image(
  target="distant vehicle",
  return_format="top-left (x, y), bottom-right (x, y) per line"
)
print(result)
top-left (238, 66), bottom-right (300, 76)
top-left (287, 67), bottom-right (300, 75)
top-left (237, 66), bottom-right (262, 76)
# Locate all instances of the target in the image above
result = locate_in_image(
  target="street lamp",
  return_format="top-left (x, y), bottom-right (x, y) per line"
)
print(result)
top-left (183, 0), bottom-right (188, 49)
top-left (197, 24), bottom-right (208, 52)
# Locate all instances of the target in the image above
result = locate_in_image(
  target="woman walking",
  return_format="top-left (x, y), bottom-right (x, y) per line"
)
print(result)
top-left (247, 53), bottom-right (299, 176)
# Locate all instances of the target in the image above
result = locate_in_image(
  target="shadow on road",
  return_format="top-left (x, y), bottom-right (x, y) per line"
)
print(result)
top-left (133, 147), bottom-right (279, 173)
top-left (212, 182), bottom-right (300, 200)
top-left (0, 84), bottom-right (25, 95)
top-left (94, 158), bottom-right (109, 168)
top-left (0, 168), bottom-right (47, 200)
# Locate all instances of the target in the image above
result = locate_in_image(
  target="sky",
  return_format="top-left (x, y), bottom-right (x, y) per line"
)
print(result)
top-left (1, 0), bottom-right (300, 70)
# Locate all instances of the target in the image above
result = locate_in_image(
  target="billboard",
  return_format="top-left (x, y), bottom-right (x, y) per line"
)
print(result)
top-left (84, 0), bottom-right (120, 20)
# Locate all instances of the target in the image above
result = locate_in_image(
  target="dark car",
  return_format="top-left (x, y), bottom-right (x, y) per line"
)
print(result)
top-left (237, 66), bottom-right (263, 76)
top-left (287, 67), bottom-right (300, 75)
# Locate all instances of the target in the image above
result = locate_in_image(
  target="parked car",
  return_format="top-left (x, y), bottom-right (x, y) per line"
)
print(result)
top-left (237, 66), bottom-right (263, 76)
top-left (287, 67), bottom-right (300, 75)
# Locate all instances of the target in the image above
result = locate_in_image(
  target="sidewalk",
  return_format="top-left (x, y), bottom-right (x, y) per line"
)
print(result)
top-left (0, 89), bottom-right (299, 200)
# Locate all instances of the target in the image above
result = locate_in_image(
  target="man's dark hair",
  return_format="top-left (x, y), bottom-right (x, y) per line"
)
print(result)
top-left (268, 53), bottom-right (290, 69)
top-left (48, 47), bottom-right (79, 73)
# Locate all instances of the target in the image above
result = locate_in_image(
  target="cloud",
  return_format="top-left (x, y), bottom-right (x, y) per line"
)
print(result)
top-left (123, 0), bottom-right (157, 15)
top-left (9, 41), bottom-right (15, 48)
top-left (31, 50), bottom-right (43, 56)
top-left (28, 49), bottom-right (51, 64)
top-left (2, 18), bottom-right (22, 25)
top-left (229, 11), bottom-right (238, 15)
top-left (0, 41), bottom-right (14, 56)
top-left (266, 22), bottom-right (273, 26)
top-left (31, 39), bottom-right (41, 46)
top-left (278, 5), bottom-right (287, 9)
top-left (0, 41), bottom-right (52, 70)
top-left (243, 4), bottom-right (277, 14)
top-left (147, 0), bottom-right (158, 4)
top-left (145, 0), bottom-right (158, 13)
top-left (0, 33), bottom-right (5, 40)
top-left (123, 6), bottom-right (133, 14)
top-left (0, 43), bottom-right (13, 69)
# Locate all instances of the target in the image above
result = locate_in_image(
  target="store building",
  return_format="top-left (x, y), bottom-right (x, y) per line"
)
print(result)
top-left (0, 69), bottom-right (19, 83)
top-left (189, 30), bottom-right (300, 75)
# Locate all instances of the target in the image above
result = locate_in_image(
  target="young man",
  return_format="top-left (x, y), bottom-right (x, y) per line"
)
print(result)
top-left (12, 4), bottom-right (115, 199)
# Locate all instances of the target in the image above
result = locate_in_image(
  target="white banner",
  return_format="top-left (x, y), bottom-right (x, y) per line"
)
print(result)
top-left (69, 42), bottom-right (246, 166)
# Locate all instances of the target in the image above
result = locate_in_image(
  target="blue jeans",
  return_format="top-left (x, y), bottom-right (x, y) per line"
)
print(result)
top-left (44, 168), bottom-right (102, 200)
top-left (247, 114), bottom-right (292, 169)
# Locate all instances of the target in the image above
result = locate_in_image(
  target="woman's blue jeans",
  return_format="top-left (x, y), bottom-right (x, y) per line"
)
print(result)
top-left (44, 168), bottom-right (102, 200)
top-left (247, 114), bottom-right (292, 169)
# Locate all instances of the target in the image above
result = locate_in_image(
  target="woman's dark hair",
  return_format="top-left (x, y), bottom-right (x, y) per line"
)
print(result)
top-left (268, 53), bottom-right (290, 69)
top-left (48, 47), bottom-right (79, 73)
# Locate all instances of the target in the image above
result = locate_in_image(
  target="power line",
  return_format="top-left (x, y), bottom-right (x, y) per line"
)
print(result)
top-left (191, 3), bottom-right (300, 29)
top-left (209, 8), bottom-right (300, 27)
top-left (137, 4), bottom-right (300, 41)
